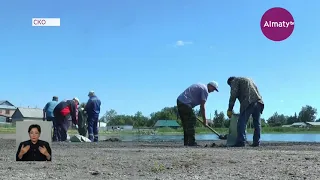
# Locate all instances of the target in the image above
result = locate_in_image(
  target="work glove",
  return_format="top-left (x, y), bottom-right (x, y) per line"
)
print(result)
top-left (227, 110), bottom-right (233, 118)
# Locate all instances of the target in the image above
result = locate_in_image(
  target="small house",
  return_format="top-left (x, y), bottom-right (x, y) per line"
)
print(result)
top-left (0, 100), bottom-right (17, 121)
top-left (306, 122), bottom-right (320, 127)
top-left (153, 120), bottom-right (180, 129)
top-left (291, 122), bottom-right (308, 128)
top-left (11, 107), bottom-right (43, 123)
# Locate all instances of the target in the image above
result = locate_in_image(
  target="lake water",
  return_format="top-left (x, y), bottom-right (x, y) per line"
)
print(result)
top-left (1, 133), bottom-right (320, 143)
top-left (102, 133), bottom-right (320, 143)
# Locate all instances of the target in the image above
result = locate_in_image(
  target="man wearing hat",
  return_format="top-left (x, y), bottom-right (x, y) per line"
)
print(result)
top-left (177, 81), bottom-right (219, 146)
top-left (43, 96), bottom-right (59, 141)
top-left (226, 77), bottom-right (264, 147)
top-left (85, 91), bottom-right (101, 142)
top-left (53, 98), bottom-right (80, 141)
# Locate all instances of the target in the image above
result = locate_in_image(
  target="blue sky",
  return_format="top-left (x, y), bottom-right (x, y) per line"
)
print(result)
top-left (0, 0), bottom-right (319, 119)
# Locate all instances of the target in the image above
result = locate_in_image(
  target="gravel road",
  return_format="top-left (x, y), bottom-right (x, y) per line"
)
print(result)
top-left (1, 136), bottom-right (320, 180)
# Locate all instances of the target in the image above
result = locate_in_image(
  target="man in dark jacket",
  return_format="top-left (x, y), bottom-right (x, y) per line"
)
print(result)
top-left (226, 77), bottom-right (264, 147)
top-left (53, 98), bottom-right (80, 142)
top-left (85, 91), bottom-right (101, 142)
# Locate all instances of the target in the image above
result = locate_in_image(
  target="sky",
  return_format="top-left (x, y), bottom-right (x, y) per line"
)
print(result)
top-left (0, 0), bottom-right (319, 120)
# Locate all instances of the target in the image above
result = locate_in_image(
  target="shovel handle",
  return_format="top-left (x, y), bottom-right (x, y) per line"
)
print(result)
top-left (196, 117), bottom-right (221, 137)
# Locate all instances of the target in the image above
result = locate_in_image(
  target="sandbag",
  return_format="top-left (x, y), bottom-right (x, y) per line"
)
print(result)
top-left (226, 115), bottom-right (239, 146)
top-left (70, 134), bottom-right (91, 142)
top-left (78, 108), bottom-right (88, 136)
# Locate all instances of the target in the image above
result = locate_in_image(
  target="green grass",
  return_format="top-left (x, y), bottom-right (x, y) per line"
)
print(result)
top-left (0, 125), bottom-right (319, 135)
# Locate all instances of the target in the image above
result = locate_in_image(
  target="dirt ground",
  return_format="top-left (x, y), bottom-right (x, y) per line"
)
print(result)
top-left (1, 136), bottom-right (320, 180)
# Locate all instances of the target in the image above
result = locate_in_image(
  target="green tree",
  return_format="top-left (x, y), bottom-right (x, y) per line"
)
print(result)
top-left (267, 112), bottom-right (287, 127)
top-left (133, 111), bottom-right (149, 127)
top-left (103, 109), bottom-right (117, 123)
top-left (298, 105), bottom-right (317, 122)
top-left (212, 110), bottom-right (226, 128)
top-left (286, 112), bottom-right (299, 124)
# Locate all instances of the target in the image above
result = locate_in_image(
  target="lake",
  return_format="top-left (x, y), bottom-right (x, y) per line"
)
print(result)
top-left (1, 133), bottom-right (320, 143)
top-left (101, 133), bottom-right (320, 143)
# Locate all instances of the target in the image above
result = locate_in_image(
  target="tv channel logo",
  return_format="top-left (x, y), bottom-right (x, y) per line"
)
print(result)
top-left (32, 18), bottom-right (60, 27)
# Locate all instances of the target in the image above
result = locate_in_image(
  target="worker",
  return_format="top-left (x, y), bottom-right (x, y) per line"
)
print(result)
top-left (77, 103), bottom-right (88, 137)
top-left (226, 77), bottom-right (264, 147)
top-left (43, 96), bottom-right (59, 141)
top-left (177, 81), bottom-right (219, 146)
top-left (85, 91), bottom-right (101, 142)
top-left (53, 98), bottom-right (79, 142)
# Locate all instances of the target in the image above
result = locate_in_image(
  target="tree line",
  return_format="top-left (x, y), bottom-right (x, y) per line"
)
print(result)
top-left (99, 105), bottom-right (319, 128)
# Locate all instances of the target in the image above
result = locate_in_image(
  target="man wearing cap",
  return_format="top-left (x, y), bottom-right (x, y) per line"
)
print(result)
top-left (53, 98), bottom-right (80, 141)
top-left (177, 81), bottom-right (219, 146)
top-left (226, 77), bottom-right (264, 147)
top-left (43, 96), bottom-right (59, 141)
top-left (85, 91), bottom-right (101, 142)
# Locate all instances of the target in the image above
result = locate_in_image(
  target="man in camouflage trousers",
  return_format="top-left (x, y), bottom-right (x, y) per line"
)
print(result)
top-left (226, 77), bottom-right (264, 147)
top-left (177, 81), bottom-right (219, 146)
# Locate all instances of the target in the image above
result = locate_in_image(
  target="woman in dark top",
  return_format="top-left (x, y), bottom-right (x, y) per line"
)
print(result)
top-left (16, 124), bottom-right (52, 161)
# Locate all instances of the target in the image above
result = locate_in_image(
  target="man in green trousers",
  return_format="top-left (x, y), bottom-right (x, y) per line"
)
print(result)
top-left (177, 81), bottom-right (219, 146)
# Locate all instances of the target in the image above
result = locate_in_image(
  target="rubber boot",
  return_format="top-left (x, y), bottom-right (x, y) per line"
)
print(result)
top-left (187, 134), bottom-right (199, 146)
top-left (184, 134), bottom-right (188, 146)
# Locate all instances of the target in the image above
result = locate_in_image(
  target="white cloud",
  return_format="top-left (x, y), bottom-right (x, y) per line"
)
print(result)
top-left (175, 40), bottom-right (193, 47)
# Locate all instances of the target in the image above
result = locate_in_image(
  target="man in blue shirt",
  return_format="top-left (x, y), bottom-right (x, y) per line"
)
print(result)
top-left (85, 91), bottom-right (101, 142)
top-left (177, 81), bottom-right (218, 146)
top-left (43, 96), bottom-right (59, 141)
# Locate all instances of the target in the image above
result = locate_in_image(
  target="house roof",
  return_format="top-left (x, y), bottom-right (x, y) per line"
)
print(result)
top-left (292, 122), bottom-right (307, 126)
top-left (306, 122), bottom-right (320, 126)
top-left (0, 100), bottom-right (15, 107)
top-left (0, 105), bottom-right (17, 110)
top-left (0, 100), bottom-right (16, 110)
top-left (17, 107), bottom-right (43, 118)
top-left (154, 120), bottom-right (180, 127)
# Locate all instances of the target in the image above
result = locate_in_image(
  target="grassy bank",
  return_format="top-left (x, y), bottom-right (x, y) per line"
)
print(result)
top-left (0, 125), bottom-right (319, 135)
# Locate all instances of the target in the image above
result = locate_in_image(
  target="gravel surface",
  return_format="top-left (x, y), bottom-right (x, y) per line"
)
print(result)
top-left (1, 136), bottom-right (320, 180)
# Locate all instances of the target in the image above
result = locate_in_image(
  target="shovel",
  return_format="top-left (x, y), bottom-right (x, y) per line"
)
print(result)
top-left (196, 117), bottom-right (227, 140)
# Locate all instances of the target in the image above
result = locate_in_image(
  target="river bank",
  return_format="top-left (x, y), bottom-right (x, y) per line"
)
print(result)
top-left (1, 139), bottom-right (320, 180)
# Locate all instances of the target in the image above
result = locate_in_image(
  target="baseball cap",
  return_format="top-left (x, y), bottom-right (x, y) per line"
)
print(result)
top-left (73, 97), bottom-right (80, 103)
top-left (208, 81), bottom-right (219, 92)
top-left (88, 91), bottom-right (94, 96)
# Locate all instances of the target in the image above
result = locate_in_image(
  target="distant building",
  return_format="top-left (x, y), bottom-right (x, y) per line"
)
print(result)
top-left (282, 122), bottom-right (320, 128)
top-left (153, 120), bottom-right (180, 129)
top-left (306, 122), bottom-right (320, 127)
top-left (0, 100), bottom-right (17, 122)
top-left (290, 122), bottom-right (308, 128)
top-left (11, 107), bottom-right (43, 123)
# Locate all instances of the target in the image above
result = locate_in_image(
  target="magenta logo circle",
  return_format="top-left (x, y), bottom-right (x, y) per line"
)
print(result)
top-left (260, 7), bottom-right (295, 41)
